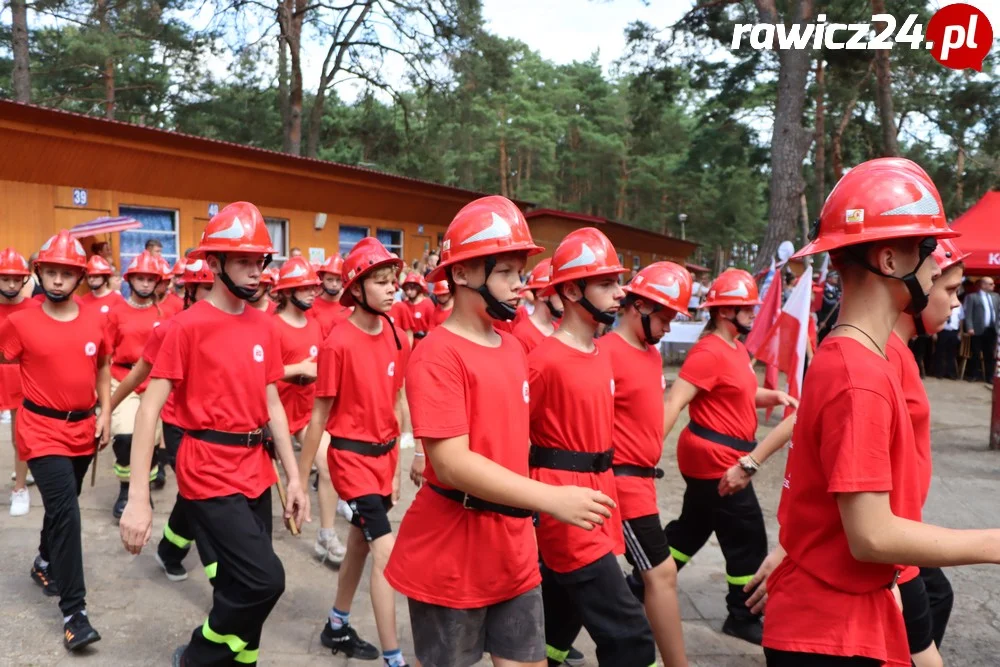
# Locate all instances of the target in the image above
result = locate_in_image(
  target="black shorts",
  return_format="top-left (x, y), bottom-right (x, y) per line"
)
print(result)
top-left (899, 574), bottom-right (935, 654)
top-left (347, 494), bottom-right (393, 542)
top-left (764, 649), bottom-right (880, 666)
top-left (162, 422), bottom-right (184, 471)
top-left (623, 514), bottom-right (671, 571)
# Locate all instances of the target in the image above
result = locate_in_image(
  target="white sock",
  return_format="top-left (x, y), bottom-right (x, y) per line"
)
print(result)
top-left (63, 610), bottom-right (85, 623)
top-left (36, 556), bottom-right (49, 569)
top-left (318, 528), bottom-right (335, 542)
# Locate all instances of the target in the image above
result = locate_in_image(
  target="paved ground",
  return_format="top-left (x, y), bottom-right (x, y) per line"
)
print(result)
top-left (1, 375), bottom-right (999, 666)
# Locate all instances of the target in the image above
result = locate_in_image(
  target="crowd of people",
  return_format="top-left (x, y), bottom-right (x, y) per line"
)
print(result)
top-left (0, 157), bottom-right (998, 667)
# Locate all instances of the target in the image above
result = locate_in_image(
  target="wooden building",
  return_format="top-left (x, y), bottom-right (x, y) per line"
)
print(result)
top-left (0, 101), bottom-right (695, 271)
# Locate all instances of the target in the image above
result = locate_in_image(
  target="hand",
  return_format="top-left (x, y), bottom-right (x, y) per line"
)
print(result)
top-left (545, 485), bottom-right (615, 531)
top-left (119, 497), bottom-right (153, 555)
top-left (298, 357), bottom-right (317, 380)
top-left (744, 545), bottom-right (786, 614)
top-left (968, 328), bottom-right (974, 335)
top-left (774, 391), bottom-right (799, 409)
top-left (409, 454), bottom-right (426, 488)
top-left (718, 464), bottom-right (751, 496)
top-left (284, 480), bottom-right (310, 533)
top-left (392, 474), bottom-right (401, 504)
top-left (95, 412), bottom-right (111, 450)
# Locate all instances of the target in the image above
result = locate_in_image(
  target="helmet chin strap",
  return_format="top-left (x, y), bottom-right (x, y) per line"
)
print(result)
top-left (726, 311), bottom-right (753, 336)
top-left (322, 284), bottom-right (342, 298)
top-left (127, 277), bottom-right (157, 300)
top-left (453, 258), bottom-right (517, 321)
top-left (356, 279), bottom-right (402, 350)
top-left (852, 238), bottom-right (936, 316)
top-left (89, 276), bottom-right (109, 291)
top-left (0, 277), bottom-right (26, 299)
top-left (36, 268), bottom-right (83, 303)
top-left (639, 305), bottom-right (663, 345)
top-left (217, 253), bottom-right (271, 301)
top-left (571, 279), bottom-right (616, 326)
top-left (544, 299), bottom-right (563, 320)
top-left (290, 294), bottom-right (313, 312)
top-left (914, 312), bottom-right (927, 337)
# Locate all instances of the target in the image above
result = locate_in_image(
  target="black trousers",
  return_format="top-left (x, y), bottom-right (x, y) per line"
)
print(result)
top-left (158, 423), bottom-right (194, 566)
top-left (933, 330), bottom-right (960, 379)
top-left (969, 328), bottom-right (997, 380)
top-left (920, 567), bottom-right (954, 648)
top-left (183, 490), bottom-right (284, 667)
top-left (541, 552), bottom-right (655, 666)
top-left (765, 649), bottom-right (880, 666)
top-left (665, 475), bottom-right (768, 621)
top-left (28, 454), bottom-right (93, 617)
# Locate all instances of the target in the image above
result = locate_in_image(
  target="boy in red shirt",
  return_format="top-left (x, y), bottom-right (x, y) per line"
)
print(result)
top-left (528, 226), bottom-right (655, 666)
top-left (760, 159), bottom-right (1000, 666)
top-left (80, 255), bottom-right (124, 316)
top-left (0, 231), bottom-right (111, 651)
top-left (247, 266), bottom-right (277, 314)
top-left (107, 251), bottom-right (168, 519)
top-left (310, 255), bottom-right (353, 337)
top-left (1, 248), bottom-right (40, 517)
top-left (386, 197), bottom-right (615, 667)
top-left (400, 272), bottom-right (436, 341)
top-left (156, 258), bottom-right (184, 318)
top-left (429, 279), bottom-right (453, 327)
top-left (512, 258), bottom-right (562, 355)
top-left (297, 238), bottom-right (409, 665)
top-left (118, 202), bottom-right (308, 667)
top-left (601, 261), bottom-right (691, 666)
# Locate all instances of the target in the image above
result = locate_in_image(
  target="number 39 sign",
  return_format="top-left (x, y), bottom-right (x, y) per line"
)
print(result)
top-left (72, 188), bottom-right (88, 206)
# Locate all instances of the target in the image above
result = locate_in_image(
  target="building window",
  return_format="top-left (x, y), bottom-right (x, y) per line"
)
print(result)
top-left (617, 252), bottom-right (624, 266)
top-left (377, 229), bottom-right (403, 259)
top-left (339, 225), bottom-right (368, 257)
top-left (633, 255), bottom-right (641, 271)
top-left (437, 232), bottom-right (445, 250)
top-left (265, 218), bottom-right (289, 263)
top-left (118, 206), bottom-right (178, 299)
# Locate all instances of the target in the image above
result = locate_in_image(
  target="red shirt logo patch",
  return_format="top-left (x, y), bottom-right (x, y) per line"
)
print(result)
top-left (84, 341), bottom-right (97, 357)
top-left (252, 344), bottom-right (264, 363)
top-left (309, 345), bottom-right (318, 358)
top-left (610, 378), bottom-right (616, 396)
top-left (388, 361), bottom-right (396, 377)
top-left (100, 305), bottom-right (110, 313)
top-left (522, 379), bottom-right (530, 404)
top-left (153, 321), bottom-right (161, 328)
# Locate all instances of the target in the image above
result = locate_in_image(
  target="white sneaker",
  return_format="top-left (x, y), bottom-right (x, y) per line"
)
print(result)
top-left (0, 411), bottom-right (9, 424)
top-left (314, 532), bottom-right (347, 565)
top-left (337, 499), bottom-right (354, 522)
top-left (10, 488), bottom-right (30, 516)
top-left (9, 472), bottom-right (34, 485)
top-left (400, 432), bottom-right (415, 449)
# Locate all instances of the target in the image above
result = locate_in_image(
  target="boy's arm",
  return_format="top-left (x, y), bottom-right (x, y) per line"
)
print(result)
top-left (95, 354), bottom-right (112, 449)
top-left (110, 359), bottom-right (152, 413)
top-left (120, 378), bottom-right (172, 554)
top-left (266, 383), bottom-right (309, 530)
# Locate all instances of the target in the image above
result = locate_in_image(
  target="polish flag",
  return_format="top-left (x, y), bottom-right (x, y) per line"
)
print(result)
top-left (755, 266), bottom-right (813, 419)
top-left (745, 258), bottom-right (783, 421)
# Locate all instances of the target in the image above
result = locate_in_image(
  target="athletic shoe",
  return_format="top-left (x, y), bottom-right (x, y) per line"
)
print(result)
top-left (9, 471), bottom-right (34, 485)
top-left (337, 499), bottom-right (354, 522)
top-left (320, 620), bottom-right (379, 660)
top-left (565, 646), bottom-right (585, 666)
top-left (113, 483), bottom-right (129, 520)
top-left (63, 612), bottom-right (101, 651)
top-left (9, 488), bottom-right (30, 516)
top-left (31, 559), bottom-right (58, 596)
top-left (172, 644), bottom-right (188, 667)
top-left (722, 613), bottom-right (763, 646)
top-left (399, 432), bottom-right (415, 449)
top-left (155, 552), bottom-right (189, 582)
top-left (314, 532), bottom-right (347, 565)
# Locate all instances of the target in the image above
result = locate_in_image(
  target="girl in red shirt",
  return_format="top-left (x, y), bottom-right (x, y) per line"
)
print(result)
top-left (761, 158), bottom-right (1000, 667)
top-left (512, 258), bottom-right (562, 355)
top-left (271, 257), bottom-right (347, 566)
top-left (652, 268), bottom-right (795, 646)
top-left (310, 255), bottom-right (353, 337)
top-left (107, 251), bottom-right (166, 519)
top-left (429, 279), bottom-right (453, 328)
top-left (400, 272), bottom-right (436, 341)
top-left (247, 266), bottom-right (278, 314)
top-left (1, 248), bottom-right (39, 518)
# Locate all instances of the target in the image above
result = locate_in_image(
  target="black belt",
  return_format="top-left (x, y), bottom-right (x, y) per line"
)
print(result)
top-left (413, 331), bottom-right (427, 339)
top-left (115, 362), bottom-right (135, 370)
top-left (330, 437), bottom-right (396, 457)
top-left (612, 464), bottom-right (664, 479)
top-left (22, 398), bottom-right (96, 422)
top-left (287, 375), bottom-right (314, 386)
top-left (529, 445), bottom-right (614, 474)
top-left (687, 421), bottom-right (756, 453)
top-left (188, 428), bottom-right (268, 447)
top-left (428, 483), bottom-right (533, 518)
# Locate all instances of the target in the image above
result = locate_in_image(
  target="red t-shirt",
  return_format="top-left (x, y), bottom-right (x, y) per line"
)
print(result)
top-left (388, 301), bottom-right (413, 332)
top-left (431, 304), bottom-right (452, 328)
top-left (0, 298), bottom-right (40, 410)
top-left (886, 332), bottom-right (932, 585)
top-left (405, 298), bottom-right (436, 338)
top-left (159, 293), bottom-right (184, 319)
top-left (528, 335), bottom-right (624, 573)
top-left (150, 300), bottom-right (283, 500)
top-left (0, 304), bottom-right (108, 460)
top-left (676, 335), bottom-right (759, 479)
top-left (385, 326), bottom-right (540, 608)
top-left (105, 302), bottom-right (166, 393)
top-left (512, 316), bottom-right (552, 355)
top-left (80, 290), bottom-right (125, 317)
top-left (309, 297), bottom-right (352, 338)
top-left (272, 316), bottom-right (322, 434)
top-left (316, 320), bottom-right (408, 500)
top-left (764, 337), bottom-right (914, 666)
top-left (600, 333), bottom-right (666, 520)
top-left (142, 321), bottom-right (179, 425)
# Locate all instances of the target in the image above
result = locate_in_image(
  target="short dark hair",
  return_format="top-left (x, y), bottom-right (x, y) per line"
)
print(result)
top-left (91, 241), bottom-right (109, 254)
top-left (145, 239), bottom-right (163, 250)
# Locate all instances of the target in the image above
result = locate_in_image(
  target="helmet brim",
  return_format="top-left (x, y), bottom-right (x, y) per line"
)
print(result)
top-left (428, 242), bottom-right (544, 284)
top-left (792, 227), bottom-right (960, 259)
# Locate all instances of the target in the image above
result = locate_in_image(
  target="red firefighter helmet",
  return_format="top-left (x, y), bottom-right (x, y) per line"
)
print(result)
top-left (701, 269), bottom-right (761, 308)
top-left (341, 237), bottom-right (404, 308)
top-left (318, 255), bottom-right (344, 277)
top-left (932, 237), bottom-right (970, 274)
top-left (85, 255), bottom-right (113, 277)
top-left (524, 258), bottom-right (554, 292)
top-left (624, 261), bottom-right (693, 315)
top-left (181, 258), bottom-right (214, 286)
top-left (275, 257), bottom-right (321, 292)
top-left (37, 230), bottom-right (88, 270)
top-left (429, 196), bottom-right (542, 283)
top-left (402, 272), bottom-right (428, 293)
top-left (432, 280), bottom-right (451, 298)
top-left (547, 227), bottom-right (627, 291)
top-left (258, 266), bottom-right (279, 286)
top-left (189, 201), bottom-right (276, 259)
top-left (0, 248), bottom-right (30, 276)
top-left (172, 257), bottom-right (186, 277)
top-left (124, 251), bottom-right (165, 279)
top-left (158, 257), bottom-right (173, 281)
top-left (795, 157), bottom-right (959, 258)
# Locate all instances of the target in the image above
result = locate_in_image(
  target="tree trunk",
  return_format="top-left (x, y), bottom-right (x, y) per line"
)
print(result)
top-left (93, 0), bottom-right (115, 119)
top-left (305, 85), bottom-right (326, 158)
top-left (871, 0), bottom-right (899, 156)
top-left (814, 57), bottom-right (826, 213)
top-left (832, 61), bottom-right (874, 181)
top-left (524, 150), bottom-right (532, 186)
top-left (10, 0), bottom-right (30, 103)
top-left (753, 0), bottom-right (815, 273)
top-left (278, 33), bottom-right (291, 153)
top-left (498, 107), bottom-right (509, 197)
top-left (615, 157), bottom-right (628, 220)
top-left (279, 0), bottom-right (305, 155)
top-left (955, 143), bottom-right (965, 207)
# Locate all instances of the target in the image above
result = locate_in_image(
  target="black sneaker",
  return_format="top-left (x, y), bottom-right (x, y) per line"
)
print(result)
top-left (63, 612), bottom-right (101, 651)
top-left (722, 613), bottom-right (763, 645)
top-left (172, 644), bottom-right (188, 667)
top-left (113, 483), bottom-right (129, 520)
top-left (31, 560), bottom-right (58, 596)
top-left (565, 646), bottom-right (585, 666)
top-left (320, 620), bottom-right (379, 660)
top-left (155, 552), bottom-right (189, 582)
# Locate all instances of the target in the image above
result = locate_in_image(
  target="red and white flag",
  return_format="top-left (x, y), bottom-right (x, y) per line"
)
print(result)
top-left (745, 258), bottom-right (783, 420)
top-left (754, 266), bottom-right (813, 418)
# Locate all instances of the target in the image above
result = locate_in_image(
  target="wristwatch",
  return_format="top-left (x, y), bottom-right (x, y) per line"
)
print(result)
top-left (738, 455), bottom-right (759, 477)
